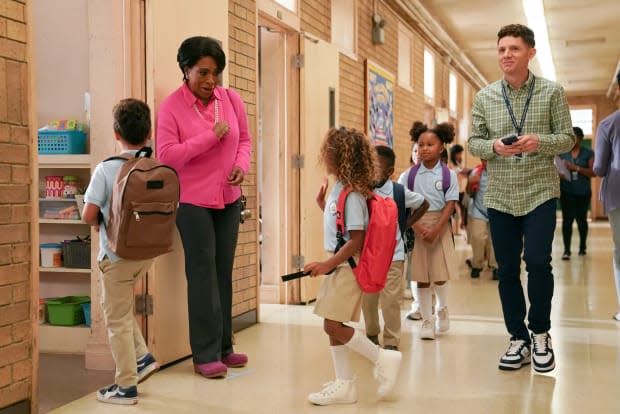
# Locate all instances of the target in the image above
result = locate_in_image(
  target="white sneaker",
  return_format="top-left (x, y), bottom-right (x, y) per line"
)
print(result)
top-left (420, 319), bottom-right (435, 340)
top-left (374, 348), bottom-right (402, 399)
top-left (498, 339), bottom-right (531, 371)
top-left (308, 379), bottom-right (357, 405)
top-left (436, 306), bottom-right (450, 333)
top-left (531, 332), bottom-right (555, 373)
top-left (406, 302), bottom-right (422, 320)
top-left (613, 311), bottom-right (620, 321)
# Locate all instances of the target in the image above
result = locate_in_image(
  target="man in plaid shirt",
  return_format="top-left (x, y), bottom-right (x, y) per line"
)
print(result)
top-left (468, 24), bottom-right (574, 373)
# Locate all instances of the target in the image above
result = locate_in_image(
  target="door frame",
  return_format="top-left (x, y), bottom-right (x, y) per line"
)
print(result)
top-left (257, 13), bottom-right (301, 304)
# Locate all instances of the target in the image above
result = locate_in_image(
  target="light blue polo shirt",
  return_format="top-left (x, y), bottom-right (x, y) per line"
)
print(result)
top-left (398, 162), bottom-right (459, 211)
top-left (469, 169), bottom-right (490, 221)
top-left (323, 181), bottom-right (368, 252)
top-left (374, 180), bottom-right (425, 261)
top-left (83, 150), bottom-right (138, 263)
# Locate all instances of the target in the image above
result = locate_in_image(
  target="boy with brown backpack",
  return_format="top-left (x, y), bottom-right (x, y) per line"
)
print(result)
top-left (82, 98), bottom-right (179, 405)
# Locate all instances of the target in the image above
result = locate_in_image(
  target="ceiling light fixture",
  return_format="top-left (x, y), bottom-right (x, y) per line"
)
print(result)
top-left (522, 0), bottom-right (556, 81)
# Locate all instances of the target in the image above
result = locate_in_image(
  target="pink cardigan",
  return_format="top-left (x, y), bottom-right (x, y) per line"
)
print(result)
top-left (156, 84), bottom-right (252, 208)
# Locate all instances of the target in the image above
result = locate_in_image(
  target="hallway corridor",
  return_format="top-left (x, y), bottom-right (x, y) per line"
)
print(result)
top-left (48, 222), bottom-right (620, 413)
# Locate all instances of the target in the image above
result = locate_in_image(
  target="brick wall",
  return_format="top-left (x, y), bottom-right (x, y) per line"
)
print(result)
top-left (0, 0), bottom-right (33, 410)
top-left (301, 0), bottom-right (465, 176)
top-left (229, 1), bottom-right (258, 317)
top-left (300, 0), bottom-right (331, 42)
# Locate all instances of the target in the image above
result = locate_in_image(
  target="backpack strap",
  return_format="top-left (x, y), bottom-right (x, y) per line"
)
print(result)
top-left (334, 187), bottom-right (357, 269)
top-left (440, 161), bottom-right (451, 194)
top-left (408, 162), bottom-right (451, 194)
top-left (407, 163), bottom-right (421, 191)
top-left (103, 146), bottom-right (153, 163)
top-left (392, 181), bottom-right (408, 238)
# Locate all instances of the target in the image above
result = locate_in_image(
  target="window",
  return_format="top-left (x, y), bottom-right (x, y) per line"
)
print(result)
top-left (570, 108), bottom-right (593, 136)
top-left (462, 82), bottom-right (471, 119)
top-left (331, 0), bottom-right (356, 56)
top-left (423, 48), bottom-right (434, 103)
top-left (274, 0), bottom-right (296, 12)
top-left (398, 25), bottom-right (412, 90)
top-left (449, 71), bottom-right (457, 114)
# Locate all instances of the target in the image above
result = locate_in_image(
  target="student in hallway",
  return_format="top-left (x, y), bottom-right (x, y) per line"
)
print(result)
top-left (593, 71), bottom-right (620, 321)
top-left (466, 159), bottom-right (498, 280)
top-left (558, 126), bottom-right (595, 259)
top-left (305, 127), bottom-right (402, 405)
top-left (402, 122), bottom-right (459, 340)
top-left (399, 140), bottom-right (422, 320)
top-left (82, 99), bottom-right (160, 405)
top-left (362, 145), bottom-right (428, 351)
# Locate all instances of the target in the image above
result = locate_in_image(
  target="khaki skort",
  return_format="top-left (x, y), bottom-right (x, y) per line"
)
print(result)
top-left (313, 262), bottom-right (363, 323)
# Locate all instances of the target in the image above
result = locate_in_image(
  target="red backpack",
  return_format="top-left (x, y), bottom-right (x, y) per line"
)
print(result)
top-left (335, 189), bottom-right (398, 293)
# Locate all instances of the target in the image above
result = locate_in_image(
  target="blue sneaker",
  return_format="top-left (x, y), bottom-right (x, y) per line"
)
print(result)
top-left (96, 384), bottom-right (138, 405)
top-left (137, 353), bottom-right (160, 383)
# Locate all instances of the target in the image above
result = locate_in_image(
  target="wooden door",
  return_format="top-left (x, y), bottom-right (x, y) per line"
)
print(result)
top-left (299, 37), bottom-right (339, 302)
top-left (143, 0), bottom-right (229, 364)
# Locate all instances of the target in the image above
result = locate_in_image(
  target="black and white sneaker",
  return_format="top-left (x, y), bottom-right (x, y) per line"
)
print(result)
top-left (531, 332), bottom-right (556, 373)
top-left (499, 339), bottom-right (531, 371)
top-left (96, 384), bottom-right (138, 405)
top-left (137, 352), bottom-right (160, 383)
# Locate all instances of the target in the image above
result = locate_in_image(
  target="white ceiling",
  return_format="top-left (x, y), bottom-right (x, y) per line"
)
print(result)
top-left (417, 0), bottom-right (620, 96)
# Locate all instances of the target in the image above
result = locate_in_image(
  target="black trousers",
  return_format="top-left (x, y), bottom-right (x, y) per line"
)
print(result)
top-left (176, 199), bottom-right (241, 364)
top-left (488, 199), bottom-right (557, 343)
top-left (560, 192), bottom-right (590, 254)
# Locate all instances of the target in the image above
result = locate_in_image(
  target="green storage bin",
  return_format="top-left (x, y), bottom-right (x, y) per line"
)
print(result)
top-left (45, 296), bottom-right (91, 326)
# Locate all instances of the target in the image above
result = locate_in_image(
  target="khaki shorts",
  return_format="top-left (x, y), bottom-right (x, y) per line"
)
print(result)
top-left (313, 262), bottom-right (363, 323)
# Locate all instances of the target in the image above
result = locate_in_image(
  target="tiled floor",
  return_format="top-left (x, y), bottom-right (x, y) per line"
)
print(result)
top-left (42, 222), bottom-right (620, 413)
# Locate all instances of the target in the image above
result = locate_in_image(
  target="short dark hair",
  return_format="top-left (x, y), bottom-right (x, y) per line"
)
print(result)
top-left (375, 145), bottom-right (395, 168)
top-left (177, 36), bottom-right (226, 81)
top-left (112, 99), bottom-right (151, 146)
top-left (450, 144), bottom-right (464, 165)
top-left (573, 126), bottom-right (584, 139)
top-left (497, 24), bottom-right (535, 48)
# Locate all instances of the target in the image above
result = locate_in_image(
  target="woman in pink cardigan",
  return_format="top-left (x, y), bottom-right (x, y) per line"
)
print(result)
top-left (156, 36), bottom-right (252, 379)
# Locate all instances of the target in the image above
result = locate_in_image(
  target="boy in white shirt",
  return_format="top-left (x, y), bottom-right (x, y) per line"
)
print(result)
top-left (363, 145), bottom-right (428, 350)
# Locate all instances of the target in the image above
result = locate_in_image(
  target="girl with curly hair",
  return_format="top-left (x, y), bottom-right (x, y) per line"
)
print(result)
top-left (400, 122), bottom-right (459, 340)
top-left (304, 127), bottom-right (401, 405)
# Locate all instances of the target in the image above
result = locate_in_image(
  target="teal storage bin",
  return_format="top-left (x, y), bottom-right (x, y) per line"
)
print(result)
top-left (38, 130), bottom-right (87, 154)
top-left (81, 302), bottom-right (91, 327)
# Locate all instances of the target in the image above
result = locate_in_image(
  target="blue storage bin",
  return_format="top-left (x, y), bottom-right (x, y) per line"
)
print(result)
top-left (38, 130), bottom-right (87, 154)
top-left (81, 302), bottom-right (91, 327)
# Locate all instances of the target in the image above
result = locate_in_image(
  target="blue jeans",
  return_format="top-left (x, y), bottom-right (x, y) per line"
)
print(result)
top-left (488, 199), bottom-right (557, 342)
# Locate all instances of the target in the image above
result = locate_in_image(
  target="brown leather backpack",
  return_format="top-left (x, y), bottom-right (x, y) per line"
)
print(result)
top-left (105, 147), bottom-right (179, 260)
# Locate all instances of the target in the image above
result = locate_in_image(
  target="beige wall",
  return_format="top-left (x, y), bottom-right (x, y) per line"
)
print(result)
top-left (301, 0), bottom-right (476, 178)
top-left (0, 0), bottom-right (34, 411)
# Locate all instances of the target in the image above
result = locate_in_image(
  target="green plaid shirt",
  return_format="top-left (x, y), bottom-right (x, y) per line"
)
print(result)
top-left (468, 72), bottom-right (574, 216)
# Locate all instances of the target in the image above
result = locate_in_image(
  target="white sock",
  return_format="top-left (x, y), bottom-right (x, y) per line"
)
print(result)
top-left (433, 284), bottom-right (448, 310)
top-left (411, 282), bottom-right (420, 311)
top-left (418, 287), bottom-right (433, 321)
top-left (330, 345), bottom-right (353, 380)
top-left (345, 329), bottom-right (380, 362)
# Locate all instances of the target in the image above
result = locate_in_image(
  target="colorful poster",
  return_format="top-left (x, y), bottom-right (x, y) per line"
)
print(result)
top-left (366, 60), bottom-right (395, 147)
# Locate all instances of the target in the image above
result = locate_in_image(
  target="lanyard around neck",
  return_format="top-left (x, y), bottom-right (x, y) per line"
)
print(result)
top-left (501, 75), bottom-right (536, 135)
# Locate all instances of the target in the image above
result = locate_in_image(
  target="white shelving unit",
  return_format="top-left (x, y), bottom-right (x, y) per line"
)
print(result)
top-left (38, 155), bottom-right (92, 354)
